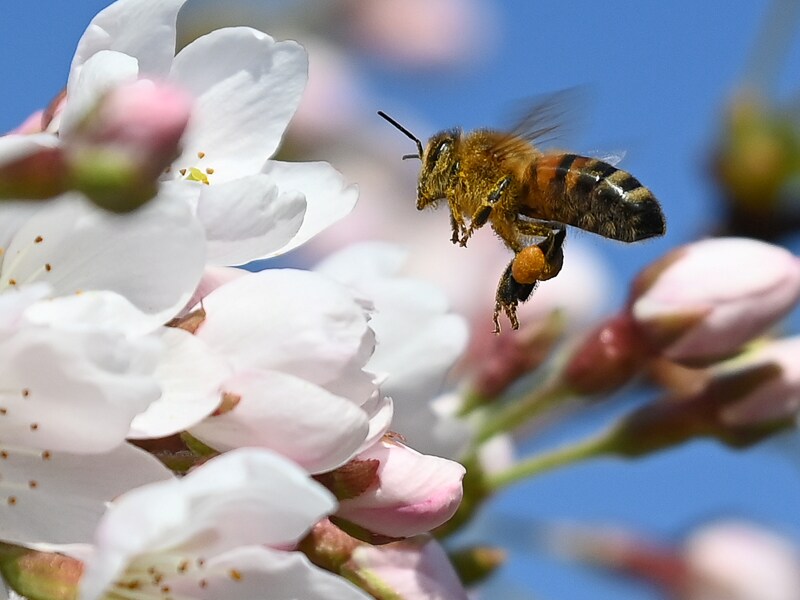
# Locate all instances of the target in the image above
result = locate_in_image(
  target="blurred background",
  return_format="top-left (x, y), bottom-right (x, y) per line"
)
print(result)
top-left (4, 1), bottom-right (800, 598)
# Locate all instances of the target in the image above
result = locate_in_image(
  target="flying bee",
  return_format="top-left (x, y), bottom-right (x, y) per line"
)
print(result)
top-left (377, 97), bottom-right (666, 333)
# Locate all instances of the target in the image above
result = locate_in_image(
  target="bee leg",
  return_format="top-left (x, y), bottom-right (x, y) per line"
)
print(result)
top-left (493, 259), bottom-right (536, 333)
top-left (449, 212), bottom-right (462, 245)
top-left (460, 175), bottom-right (512, 247)
top-left (513, 222), bottom-right (567, 280)
top-left (492, 225), bottom-right (566, 333)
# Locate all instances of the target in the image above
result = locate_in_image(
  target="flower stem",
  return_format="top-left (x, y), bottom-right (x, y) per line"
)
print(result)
top-left (475, 378), bottom-right (573, 444)
top-left (486, 431), bottom-right (615, 492)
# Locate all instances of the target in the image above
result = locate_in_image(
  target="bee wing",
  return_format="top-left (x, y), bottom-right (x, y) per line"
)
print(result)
top-left (590, 150), bottom-right (627, 166)
top-left (491, 87), bottom-right (588, 160)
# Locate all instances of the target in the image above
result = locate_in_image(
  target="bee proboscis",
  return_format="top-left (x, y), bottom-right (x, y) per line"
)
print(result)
top-left (378, 100), bottom-right (666, 333)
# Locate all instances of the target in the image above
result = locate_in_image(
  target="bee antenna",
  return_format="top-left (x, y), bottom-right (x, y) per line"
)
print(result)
top-left (377, 110), bottom-right (424, 159)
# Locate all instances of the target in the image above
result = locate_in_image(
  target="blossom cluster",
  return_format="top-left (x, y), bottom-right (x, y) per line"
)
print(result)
top-left (0, 1), bottom-right (471, 598)
top-left (5, 1), bottom-right (800, 599)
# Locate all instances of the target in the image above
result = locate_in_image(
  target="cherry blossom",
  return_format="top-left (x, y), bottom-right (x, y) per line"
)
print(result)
top-left (187, 268), bottom-right (388, 473)
top-left (58, 0), bottom-right (357, 266)
top-left (0, 289), bottom-right (174, 546)
top-left (315, 242), bottom-right (471, 458)
top-left (75, 448), bottom-right (370, 600)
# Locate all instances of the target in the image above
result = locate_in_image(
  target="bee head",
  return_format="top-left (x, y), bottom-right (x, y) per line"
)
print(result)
top-left (377, 111), bottom-right (460, 211)
top-left (417, 129), bottom-right (460, 210)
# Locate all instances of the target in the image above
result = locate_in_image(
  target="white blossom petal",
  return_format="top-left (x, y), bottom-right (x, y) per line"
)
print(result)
top-left (80, 449), bottom-right (335, 599)
top-left (0, 313), bottom-right (160, 453)
top-left (3, 193), bottom-right (206, 324)
top-left (60, 51), bottom-right (139, 137)
top-left (0, 443), bottom-right (172, 546)
top-left (196, 269), bottom-right (372, 391)
top-left (190, 370), bottom-right (369, 473)
top-left (128, 328), bottom-right (232, 439)
top-left (169, 28), bottom-right (307, 181)
top-left (196, 175), bottom-right (306, 266)
top-left (166, 546), bottom-right (371, 600)
top-left (261, 160), bottom-right (358, 256)
top-left (70, 0), bottom-right (187, 80)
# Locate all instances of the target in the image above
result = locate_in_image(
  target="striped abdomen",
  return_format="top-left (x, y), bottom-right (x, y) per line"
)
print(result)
top-left (521, 153), bottom-right (665, 242)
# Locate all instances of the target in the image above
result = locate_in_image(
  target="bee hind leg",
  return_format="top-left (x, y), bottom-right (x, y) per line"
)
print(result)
top-left (513, 222), bottom-right (567, 281)
top-left (460, 175), bottom-right (513, 247)
top-left (492, 225), bottom-right (566, 333)
top-left (493, 259), bottom-right (536, 333)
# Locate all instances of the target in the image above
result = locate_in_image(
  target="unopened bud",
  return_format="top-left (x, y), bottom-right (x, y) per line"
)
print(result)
top-left (563, 311), bottom-right (650, 395)
top-left (0, 544), bottom-right (82, 600)
top-left (66, 79), bottom-right (192, 212)
top-left (607, 360), bottom-right (793, 458)
top-left (471, 310), bottom-right (564, 400)
top-left (629, 238), bottom-right (800, 365)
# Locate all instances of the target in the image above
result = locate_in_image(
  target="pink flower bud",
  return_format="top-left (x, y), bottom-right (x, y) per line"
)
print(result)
top-left (562, 312), bottom-right (650, 395)
top-left (0, 140), bottom-right (69, 200)
top-left (629, 238), bottom-right (800, 365)
top-left (714, 336), bottom-right (800, 426)
top-left (335, 438), bottom-right (465, 538)
top-left (683, 521), bottom-right (800, 600)
top-left (67, 79), bottom-right (192, 212)
top-left (607, 340), bottom-right (798, 457)
top-left (470, 310), bottom-right (564, 400)
top-left (346, 536), bottom-right (468, 600)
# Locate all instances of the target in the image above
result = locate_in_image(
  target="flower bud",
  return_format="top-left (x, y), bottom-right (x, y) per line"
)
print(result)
top-left (629, 238), bottom-right (800, 365)
top-left (66, 79), bottom-right (192, 212)
top-left (0, 545), bottom-right (82, 600)
top-left (470, 309), bottom-right (564, 401)
top-left (0, 140), bottom-right (69, 200)
top-left (345, 535), bottom-right (469, 600)
top-left (606, 340), bottom-right (800, 457)
top-left (562, 311), bottom-right (650, 395)
top-left (684, 521), bottom-right (800, 600)
top-left (335, 437), bottom-right (465, 538)
top-left (300, 523), bottom-right (469, 600)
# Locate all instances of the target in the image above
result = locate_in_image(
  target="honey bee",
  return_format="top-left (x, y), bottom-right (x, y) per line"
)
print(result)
top-left (378, 99), bottom-right (666, 333)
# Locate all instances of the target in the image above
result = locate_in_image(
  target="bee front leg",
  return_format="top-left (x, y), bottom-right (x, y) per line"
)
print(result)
top-left (449, 212), bottom-right (462, 245)
top-left (460, 175), bottom-right (512, 247)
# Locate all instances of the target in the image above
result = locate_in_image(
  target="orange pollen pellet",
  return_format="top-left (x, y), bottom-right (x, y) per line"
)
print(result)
top-left (34, 236), bottom-right (43, 243)
top-left (7, 496), bottom-right (16, 505)
top-left (21, 388), bottom-right (30, 397)
top-left (197, 151), bottom-right (206, 159)
top-left (8, 279), bottom-right (16, 286)
top-left (28, 480), bottom-right (37, 489)
top-left (179, 168), bottom-right (187, 176)
top-left (0, 408), bottom-right (6, 415)
top-left (0, 451), bottom-right (8, 459)
top-left (42, 450), bottom-right (52, 460)
top-left (45, 263), bottom-right (52, 272)
top-left (177, 561), bottom-right (189, 573)
top-left (205, 168), bottom-right (215, 175)
top-left (160, 585), bottom-right (171, 594)
top-left (29, 423), bottom-right (39, 431)
top-left (229, 569), bottom-right (242, 581)
top-left (511, 246), bottom-right (546, 285)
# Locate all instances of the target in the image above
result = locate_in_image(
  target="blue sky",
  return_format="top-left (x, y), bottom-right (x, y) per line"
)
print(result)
top-left (3, 2), bottom-right (800, 599)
